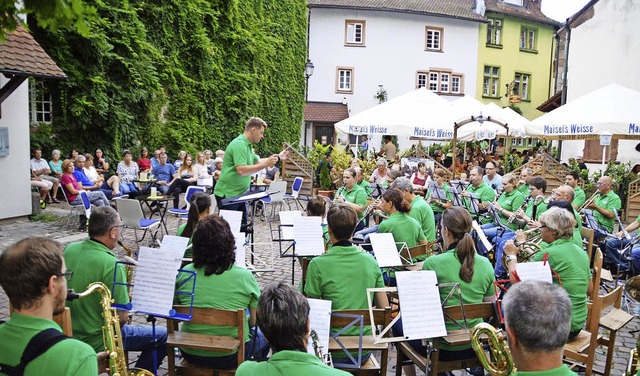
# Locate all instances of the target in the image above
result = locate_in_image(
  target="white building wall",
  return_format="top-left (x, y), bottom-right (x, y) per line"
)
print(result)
top-left (560, 0), bottom-right (640, 167)
top-left (0, 77), bottom-right (32, 219)
top-left (307, 8), bottom-right (481, 150)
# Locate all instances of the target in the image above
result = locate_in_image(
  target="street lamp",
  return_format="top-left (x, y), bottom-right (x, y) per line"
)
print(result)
top-left (305, 59), bottom-right (314, 102)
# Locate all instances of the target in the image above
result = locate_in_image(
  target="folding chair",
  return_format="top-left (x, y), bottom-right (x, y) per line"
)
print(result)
top-left (60, 188), bottom-right (84, 230)
top-left (284, 177), bottom-right (304, 210)
top-left (115, 198), bottom-right (160, 247)
top-left (259, 181), bottom-right (287, 220)
top-left (167, 186), bottom-right (206, 218)
top-left (166, 306), bottom-right (245, 376)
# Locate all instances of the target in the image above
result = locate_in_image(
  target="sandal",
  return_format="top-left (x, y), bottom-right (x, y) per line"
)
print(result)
top-left (45, 197), bottom-right (52, 204)
top-left (52, 198), bottom-right (60, 204)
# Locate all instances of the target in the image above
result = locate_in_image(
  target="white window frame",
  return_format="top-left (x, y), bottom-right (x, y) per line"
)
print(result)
top-left (421, 70), bottom-right (463, 95)
top-left (520, 27), bottom-right (537, 51)
top-left (514, 73), bottom-right (531, 101)
top-left (345, 20), bottom-right (366, 46)
top-left (451, 75), bottom-right (463, 94)
top-left (336, 67), bottom-right (354, 94)
top-left (503, 0), bottom-right (523, 5)
top-left (487, 18), bottom-right (502, 46)
top-left (416, 71), bottom-right (428, 89)
top-left (29, 80), bottom-right (53, 124)
top-left (483, 66), bottom-right (500, 98)
top-left (425, 26), bottom-right (444, 52)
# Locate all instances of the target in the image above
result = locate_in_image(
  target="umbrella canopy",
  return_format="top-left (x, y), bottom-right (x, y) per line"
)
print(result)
top-left (334, 88), bottom-right (456, 139)
top-left (526, 83), bottom-right (640, 140)
top-left (449, 97), bottom-right (527, 141)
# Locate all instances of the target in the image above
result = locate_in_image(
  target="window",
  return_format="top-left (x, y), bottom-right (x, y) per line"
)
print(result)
top-left (345, 20), bottom-right (366, 46)
top-left (514, 73), bottom-right (530, 101)
top-left (425, 26), bottom-right (444, 52)
top-left (451, 75), bottom-right (462, 94)
top-left (486, 18), bottom-right (502, 46)
top-left (503, 0), bottom-right (523, 5)
top-left (336, 67), bottom-right (354, 93)
top-left (520, 27), bottom-right (537, 51)
top-left (418, 70), bottom-right (463, 94)
top-left (483, 66), bottom-right (500, 97)
top-left (29, 80), bottom-right (52, 124)
top-left (416, 72), bottom-right (428, 89)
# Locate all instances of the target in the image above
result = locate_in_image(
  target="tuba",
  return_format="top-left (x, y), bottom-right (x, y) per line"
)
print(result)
top-left (625, 276), bottom-right (640, 375)
top-left (67, 283), bottom-right (153, 376)
top-left (470, 322), bottom-right (515, 376)
top-left (310, 329), bottom-right (333, 367)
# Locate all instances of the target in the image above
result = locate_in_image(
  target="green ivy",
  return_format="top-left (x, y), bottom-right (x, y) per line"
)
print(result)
top-left (29, 0), bottom-right (307, 161)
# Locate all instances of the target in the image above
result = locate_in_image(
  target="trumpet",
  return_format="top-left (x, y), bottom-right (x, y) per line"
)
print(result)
top-left (470, 323), bottom-right (515, 376)
top-left (578, 189), bottom-right (600, 213)
top-left (310, 329), bottom-right (333, 367)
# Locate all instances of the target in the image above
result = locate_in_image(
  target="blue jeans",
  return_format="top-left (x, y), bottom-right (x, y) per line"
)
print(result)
top-left (493, 231), bottom-right (516, 278)
top-left (604, 235), bottom-right (640, 274)
top-left (353, 225), bottom-right (379, 242)
top-left (121, 324), bottom-right (168, 372)
top-left (120, 181), bottom-right (138, 195)
top-left (180, 327), bottom-right (269, 369)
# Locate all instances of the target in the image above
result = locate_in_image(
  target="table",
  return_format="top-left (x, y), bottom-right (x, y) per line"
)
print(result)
top-left (137, 194), bottom-right (169, 235)
top-left (135, 178), bottom-right (157, 194)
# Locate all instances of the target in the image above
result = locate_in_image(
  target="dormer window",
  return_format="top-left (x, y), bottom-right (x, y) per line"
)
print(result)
top-left (503, 0), bottom-right (523, 5)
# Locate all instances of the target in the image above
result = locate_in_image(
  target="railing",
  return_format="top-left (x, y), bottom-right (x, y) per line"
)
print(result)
top-left (625, 177), bottom-right (640, 222)
top-left (282, 143), bottom-right (313, 196)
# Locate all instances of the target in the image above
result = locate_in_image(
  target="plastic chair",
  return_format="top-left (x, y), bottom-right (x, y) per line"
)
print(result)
top-left (60, 187), bottom-right (84, 230)
top-left (259, 181), bottom-right (287, 220)
top-left (284, 177), bottom-right (304, 210)
top-left (167, 185), bottom-right (206, 218)
top-left (115, 198), bottom-right (160, 246)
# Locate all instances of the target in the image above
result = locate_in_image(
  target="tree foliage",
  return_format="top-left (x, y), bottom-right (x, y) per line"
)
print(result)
top-left (0, 0), bottom-right (96, 39)
top-left (29, 0), bottom-right (307, 160)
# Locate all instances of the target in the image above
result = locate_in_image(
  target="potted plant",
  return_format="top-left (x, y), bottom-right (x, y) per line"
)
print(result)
top-left (317, 163), bottom-right (334, 198)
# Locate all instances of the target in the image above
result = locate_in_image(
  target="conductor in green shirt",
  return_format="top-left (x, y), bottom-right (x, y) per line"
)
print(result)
top-left (236, 282), bottom-right (350, 376)
top-left (503, 280), bottom-right (578, 375)
top-left (214, 116), bottom-right (287, 228)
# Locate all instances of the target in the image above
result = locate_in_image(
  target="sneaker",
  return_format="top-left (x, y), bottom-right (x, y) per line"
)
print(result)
top-left (39, 200), bottom-right (46, 209)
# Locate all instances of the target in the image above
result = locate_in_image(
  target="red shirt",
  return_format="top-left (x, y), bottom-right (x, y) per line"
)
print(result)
top-left (137, 157), bottom-right (151, 172)
top-left (61, 173), bottom-right (80, 202)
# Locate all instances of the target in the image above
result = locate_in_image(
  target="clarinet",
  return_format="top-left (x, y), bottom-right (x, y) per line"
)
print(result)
top-left (334, 183), bottom-right (346, 203)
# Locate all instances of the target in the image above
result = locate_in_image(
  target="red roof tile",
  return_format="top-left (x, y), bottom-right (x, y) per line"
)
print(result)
top-left (304, 102), bottom-right (350, 122)
top-left (485, 0), bottom-right (559, 26)
top-left (0, 25), bottom-right (66, 79)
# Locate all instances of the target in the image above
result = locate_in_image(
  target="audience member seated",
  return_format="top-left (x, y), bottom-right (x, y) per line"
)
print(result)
top-left (93, 148), bottom-right (110, 176)
top-left (116, 149), bottom-right (140, 198)
top-left (48, 149), bottom-right (64, 179)
top-left (174, 215), bottom-right (269, 369)
top-left (60, 159), bottom-right (109, 208)
top-left (137, 147), bottom-right (152, 173)
top-left (30, 148), bottom-right (60, 204)
top-left (31, 169), bottom-right (53, 206)
top-left (174, 151), bottom-right (186, 169)
top-left (167, 153), bottom-right (197, 208)
top-left (83, 154), bottom-right (121, 196)
top-left (368, 158), bottom-right (389, 186)
top-left (153, 151), bottom-right (176, 195)
top-left (261, 165), bottom-right (280, 184)
top-left (409, 162), bottom-right (430, 193)
top-left (72, 155), bottom-right (114, 199)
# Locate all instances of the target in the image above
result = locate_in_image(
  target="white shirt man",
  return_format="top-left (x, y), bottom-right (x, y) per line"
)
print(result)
top-left (482, 162), bottom-right (503, 191)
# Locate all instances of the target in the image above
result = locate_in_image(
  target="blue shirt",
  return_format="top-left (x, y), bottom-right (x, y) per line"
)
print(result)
top-left (150, 157), bottom-right (160, 170)
top-left (73, 168), bottom-right (93, 187)
top-left (154, 163), bottom-right (176, 183)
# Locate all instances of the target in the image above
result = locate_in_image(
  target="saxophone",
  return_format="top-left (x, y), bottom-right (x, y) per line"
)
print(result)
top-left (470, 322), bottom-right (515, 376)
top-left (68, 282), bottom-right (153, 376)
top-left (310, 329), bottom-right (333, 367)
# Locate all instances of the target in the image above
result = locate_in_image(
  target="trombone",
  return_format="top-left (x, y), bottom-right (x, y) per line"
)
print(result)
top-left (578, 189), bottom-right (600, 213)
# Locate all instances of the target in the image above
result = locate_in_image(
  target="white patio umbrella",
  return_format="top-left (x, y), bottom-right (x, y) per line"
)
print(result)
top-left (526, 83), bottom-right (640, 140)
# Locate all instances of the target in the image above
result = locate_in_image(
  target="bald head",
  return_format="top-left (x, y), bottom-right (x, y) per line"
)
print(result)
top-left (597, 176), bottom-right (614, 193)
top-left (554, 185), bottom-right (574, 203)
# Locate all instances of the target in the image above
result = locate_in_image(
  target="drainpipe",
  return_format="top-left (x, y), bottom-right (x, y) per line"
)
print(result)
top-left (557, 19), bottom-right (571, 159)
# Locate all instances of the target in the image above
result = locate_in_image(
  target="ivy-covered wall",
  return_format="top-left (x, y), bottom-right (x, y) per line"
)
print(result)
top-left (30, 0), bottom-right (307, 160)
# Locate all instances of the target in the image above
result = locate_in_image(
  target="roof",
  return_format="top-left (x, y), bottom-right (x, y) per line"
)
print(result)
top-left (0, 25), bottom-right (66, 79)
top-left (304, 102), bottom-right (350, 122)
top-left (307, 0), bottom-right (486, 22)
top-left (485, 0), bottom-right (559, 26)
top-left (536, 90), bottom-right (562, 112)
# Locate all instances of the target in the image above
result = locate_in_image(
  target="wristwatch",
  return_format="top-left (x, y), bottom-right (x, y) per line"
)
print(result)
top-left (506, 255), bottom-right (518, 263)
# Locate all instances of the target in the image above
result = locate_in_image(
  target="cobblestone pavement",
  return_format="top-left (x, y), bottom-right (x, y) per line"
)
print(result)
top-left (1, 202), bottom-right (639, 375)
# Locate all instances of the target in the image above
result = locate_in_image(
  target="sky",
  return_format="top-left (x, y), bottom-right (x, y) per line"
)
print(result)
top-left (541, 0), bottom-right (592, 22)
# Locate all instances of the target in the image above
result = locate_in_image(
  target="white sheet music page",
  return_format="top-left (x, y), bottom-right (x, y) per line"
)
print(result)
top-left (472, 220), bottom-right (493, 251)
top-left (292, 216), bottom-right (325, 256)
top-left (515, 261), bottom-right (552, 283)
top-left (279, 211), bottom-right (301, 241)
top-left (236, 190), bottom-right (269, 201)
top-left (220, 209), bottom-right (243, 234)
top-left (396, 270), bottom-right (447, 339)
top-left (306, 298), bottom-right (332, 355)
top-left (130, 246), bottom-right (183, 316)
top-left (234, 232), bottom-right (246, 268)
top-left (159, 235), bottom-right (190, 257)
top-left (369, 233), bottom-right (403, 267)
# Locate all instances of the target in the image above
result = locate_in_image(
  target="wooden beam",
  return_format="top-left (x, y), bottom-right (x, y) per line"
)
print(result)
top-left (0, 75), bottom-right (27, 104)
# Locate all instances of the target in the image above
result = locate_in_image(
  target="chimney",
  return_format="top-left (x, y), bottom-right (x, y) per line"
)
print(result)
top-left (530, 0), bottom-right (542, 11)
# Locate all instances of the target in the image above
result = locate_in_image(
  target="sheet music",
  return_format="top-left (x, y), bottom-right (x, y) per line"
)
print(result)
top-left (467, 192), bottom-right (480, 214)
top-left (450, 180), bottom-right (470, 193)
top-left (234, 232), bottom-right (246, 268)
top-left (515, 261), bottom-right (552, 283)
top-left (220, 209), bottom-right (243, 234)
top-left (236, 190), bottom-right (269, 201)
top-left (292, 216), bottom-right (325, 256)
top-left (472, 220), bottom-right (493, 251)
top-left (306, 298), bottom-right (332, 355)
top-left (130, 246), bottom-right (184, 316)
top-left (395, 271), bottom-right (447, 339)
top-left (430, 184), bottom-right (449, 201)
top-left (159, 235), bottom-right (190, 257)
top-left (369, 233), bottom-right (403, 267)
top-left (279, 211), bottom-right (301, 241)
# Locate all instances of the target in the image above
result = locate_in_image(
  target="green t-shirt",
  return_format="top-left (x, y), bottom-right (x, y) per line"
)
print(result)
top-left (410, 196), bottom-right (436, 242)
top-left (427, 183), bottom-right (453, 214)
top-left (337, 184), bottom-right (367, 219)
top-left (513, 364), bottom-right (578, 376)
top-left (236, 350), bottom-right (350, 376)
top-left (517, 183), bottom-right (530, 198)
top-left (422, 249), bottom-right (495, 351)
top-left (572, 186), bottom-right (586, 209)
top-left (466, 182), bottom-right (496, 224)
top-left (175, 264), bottom-right (260, 357)
top-left (531, 238), bottom-right (590, 332)
top-left (0, 313), bottom-right (98, 375)
top-left (357, 179), bottom-right (372, 197)
top-left (64, 239), bottom-right (129, 352)
top-left (497, 190), bottom-right (525, 231)
top-left (214, 134), bottom-right (259, 198)
top-left (593, 190), bottom-right (622, 233)
top-left (526, 200), bottom-right (548, 221)
top-left (378, 212), bottom-right (427, 253)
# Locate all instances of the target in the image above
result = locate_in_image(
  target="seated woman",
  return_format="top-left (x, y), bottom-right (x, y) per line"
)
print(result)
top-left (174, 151), bottom-right (187, 169)
top-left (428, 168), bottom-right (453, 223)
top-left (167, 154), bottom-right (197, 208)
top-left (83, 153), bottom-right (121, 196)
top-left (177, 192), bottom-right (211, 259)
top-left (260, 165), bottom-right (279, 184)
top-left (48, 149), bottom-right (63, 178)
top-left (174, 215), bottom-right (269, 369)
top-left (137, 147), bottom-right (152, 173)
top-left (94, 148), bottom-right (110, 176)
top-left (368, 158), bottom-right (389, 186)
top-left (60, 159), bottom-right (109, 207)
top-left (504, 206), bottom-right (591, 340)
top-left (116, 150), bottom-right (140, 198)
top-left (409, 162), bottom-right (430, 193)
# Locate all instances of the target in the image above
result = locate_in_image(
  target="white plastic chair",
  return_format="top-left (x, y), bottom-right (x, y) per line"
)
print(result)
top-left (284, 177), bottom-right (304, 210)
top-left (259, 180), bottom-right (287, 220)
top-left (116, 198), bottom-right (160, 247)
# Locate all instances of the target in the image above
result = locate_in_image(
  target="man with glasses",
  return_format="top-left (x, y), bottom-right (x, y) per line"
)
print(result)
top-left (462, 166), bottom-right (496, 224)
top-left (517, 168), bottom-right (534, 198)
top-left (0, 237), bottom-right (101, 374)
top-left (482, 162), bottom-right (503, 192)
top-left (64, 206), bottom-right (167, 372)
top-left (585, 176), bottom-right (621, 234)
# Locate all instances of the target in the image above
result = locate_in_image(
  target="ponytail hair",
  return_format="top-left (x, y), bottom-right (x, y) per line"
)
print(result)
top-left (382, 188), bottom-right (411, 213)
top-left (441, 206), bottom-right (475, 283)
top-left (181, 192), bottom-right (211, 238)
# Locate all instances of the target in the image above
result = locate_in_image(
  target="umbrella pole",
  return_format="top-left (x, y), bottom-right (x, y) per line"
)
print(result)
top-left (452, 127), bottom-right (458, 179)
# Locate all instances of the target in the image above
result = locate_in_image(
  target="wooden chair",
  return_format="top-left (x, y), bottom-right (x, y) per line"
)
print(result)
top-left (395, 302), bottom-right (499, 376)
top-left (53, 307), bottom-right (73, 336)
top-left (581, 226), bottom-right (596, 264)
top-left (400, 244), bottom-right (429, 271)
top-left (166, 306), bottom-right (245, 376)
top-left (597, 286), bottom-right (633, 376)
top-left (329, 308), bottom-right (392, 375)
top-left (563, 286), bottom-right (624, 376)
top-left (590, 248), bottom-right (604, 303)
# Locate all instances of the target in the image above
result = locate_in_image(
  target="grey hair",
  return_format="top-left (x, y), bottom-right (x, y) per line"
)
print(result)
top-left (88, 206), bottom-right (121, 238)
top-left (503, 280), bottom-right (571, 352)
top-left (353, 167), bottom-right (363, 176)
top-left (502, 173), bottom-right (516, 186)
top-left (471, 166), bottom-right (484, 175)
top-left (539, 206), bottom-right (575, 239)
top-left (258, 282), bottom-right (310, 352)
top-left (391, 177), bottom-right (413, 193)
top-left (376, 158), bottom-right (387, 166)
top-left (51, 149), bottom-right (61, 157)
top-left (75, 154), bottom-right (86, 162)
top-left (558, 185), bottom-right (575, 201)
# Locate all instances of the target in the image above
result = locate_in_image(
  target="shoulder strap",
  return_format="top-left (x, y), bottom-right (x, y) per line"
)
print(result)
top-left (0, 328), bottom-right (68, 376)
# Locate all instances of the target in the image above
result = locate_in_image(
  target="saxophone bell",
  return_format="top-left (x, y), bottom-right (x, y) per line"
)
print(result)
top-left (470, 322), bottom-right (515, 376)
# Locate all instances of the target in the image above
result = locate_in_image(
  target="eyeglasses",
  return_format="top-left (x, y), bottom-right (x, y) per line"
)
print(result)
top-left (59, 270), bottom-right (73, 281)
top-left (112, 223), bottom-right (125, 230)
top-left (596, 182), bottom-right (607, 186)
